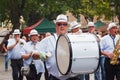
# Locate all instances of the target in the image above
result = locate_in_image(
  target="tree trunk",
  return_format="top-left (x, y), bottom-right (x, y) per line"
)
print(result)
top-left (7, 0), bottom-right (26, 31)
top-left (10, 11), bottom-right (20, 30)
top-left (118, 15), bottom-right (120, 25)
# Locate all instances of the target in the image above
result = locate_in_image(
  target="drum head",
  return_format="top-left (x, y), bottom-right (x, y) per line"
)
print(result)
top-left (56, 34), bottom-right (72, 75)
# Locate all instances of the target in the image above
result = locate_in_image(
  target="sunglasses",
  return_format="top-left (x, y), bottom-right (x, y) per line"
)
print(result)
top-left (56, 23), bottom-right (68, 26)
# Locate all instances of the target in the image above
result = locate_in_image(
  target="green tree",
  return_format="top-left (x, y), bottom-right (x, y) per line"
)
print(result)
top-left (0, 0), bottom-right (68, 30)
top-left (0, 0), bottom-right (120, 31)
top-left (0, 0), bottom-right (26, 29)
top-left (68, 0), bottom-right (110, 21)
top-left (114, 0), bottom-right (120, 24)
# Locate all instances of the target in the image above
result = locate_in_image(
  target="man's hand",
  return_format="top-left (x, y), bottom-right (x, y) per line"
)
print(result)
top-left (32, 52), bottom-right (40, 59)
top-left (107, 53), bottom-right (114, 59)
top-left (15, 38), bottom-right (20, 44)
top-left (32, 52), bottom-right (52, 61)
top-left (46, 52), bottom-right (52, 58)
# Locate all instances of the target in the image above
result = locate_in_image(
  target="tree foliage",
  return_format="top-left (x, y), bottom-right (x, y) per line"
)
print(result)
top-left (0, 0), bottom-right (120, 30)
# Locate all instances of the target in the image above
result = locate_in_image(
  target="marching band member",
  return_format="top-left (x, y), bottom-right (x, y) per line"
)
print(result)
top-left (32, 14), bottom-right (80, 80)
top-left (7, 29), bottom-right (26, 80)
top-left (100, 22), bottom-right (120, 80)
top-left (70, 21), bottom-right (82, 35)
top-left (21, 29), bottom-right (45, 80)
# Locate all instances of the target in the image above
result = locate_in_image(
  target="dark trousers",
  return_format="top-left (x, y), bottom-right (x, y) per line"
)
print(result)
top-left (49, 74), bottom-right (60, 80)
top-left (11, 59), bottom-right (23, 80)
top-left (4, 54), bottom-right (9, 71)
top-left (79, 74), bottom-right (89, 80)
top-left (100, 56), bottom-right (106, 80)
top-left (85, 74), bottom-right (89, 80)
top-left (44, 61), bottom-right (49, 80)
top-left (26, 72), bottom-right (42, 80)
top-left (105, 58), bottom-right (120, 80)
top-left (25, 62), bottom-right (42, 80)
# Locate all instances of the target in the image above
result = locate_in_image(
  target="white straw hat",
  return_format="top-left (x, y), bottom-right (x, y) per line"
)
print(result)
top-left (55, 14), bottom-right (68, 23)
top-left (88, 22), bottom-right (95, 27)
top-left (107, 22), bottom-right (117, 31)
top-left (70, 21), bottom-right (81, 29)
top-left (29, 29), bottom-right (39, 36)
top-left (12, 29), bottom-right (21, 34)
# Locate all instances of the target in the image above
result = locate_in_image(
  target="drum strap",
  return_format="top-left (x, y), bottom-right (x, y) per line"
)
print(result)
top-left (52, 33), bottom-right (57, 41)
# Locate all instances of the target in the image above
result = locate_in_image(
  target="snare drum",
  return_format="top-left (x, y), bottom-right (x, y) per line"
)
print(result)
top-left (56, 33), bottom-right (100, 75)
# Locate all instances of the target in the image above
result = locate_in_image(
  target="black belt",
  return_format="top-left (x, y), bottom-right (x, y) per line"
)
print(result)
top-left (11, 58), bottom-right (22, 61)
top-left (105, 57), bottom-right (110, 60)
top-left (105, 57), bottom-right (120, 61)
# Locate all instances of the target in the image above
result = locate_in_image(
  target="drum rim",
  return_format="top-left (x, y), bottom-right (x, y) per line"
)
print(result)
top-left (93, 34), bottom-right (101, 73)
top-left (55, 34), bottom-right (72, 75)
top-left (87, 33), bottom-right (101, 73)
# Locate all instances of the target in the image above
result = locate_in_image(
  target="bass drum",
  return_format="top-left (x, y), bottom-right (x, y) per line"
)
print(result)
top-left (56, 33), bottom-right (100, 75)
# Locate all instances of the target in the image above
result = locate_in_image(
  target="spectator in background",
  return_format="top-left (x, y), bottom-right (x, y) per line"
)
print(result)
top-left (96, 31), bottom-right (103, 39)
top-left (22, 35), bottom-right (27, 42)
top-left (96, 30), bottom-right (106, 80)
top-left (45, 32), bottom-right (52, 37)
top-left (39, 35), bottom-right (44, 41)
top-left (2, 34), bottom-right (13, 71)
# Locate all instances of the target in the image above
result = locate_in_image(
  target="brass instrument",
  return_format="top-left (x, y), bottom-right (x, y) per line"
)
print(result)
top-left (110, 35), bottom-right (120, 65)
top-left (20, 42), bottom-right (24, 46)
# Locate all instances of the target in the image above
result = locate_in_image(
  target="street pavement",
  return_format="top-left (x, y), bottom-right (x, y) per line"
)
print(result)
top-left (0, 55), bottom-right (95, 80)
top-left (0, 55), bottom-right (45, 80)
top-left (0, 55), bottom-right (12, 80)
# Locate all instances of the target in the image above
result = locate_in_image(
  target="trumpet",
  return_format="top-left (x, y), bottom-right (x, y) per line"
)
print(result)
top-left (20, 42), bottom-right (24, 46)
